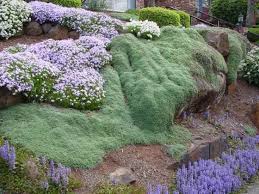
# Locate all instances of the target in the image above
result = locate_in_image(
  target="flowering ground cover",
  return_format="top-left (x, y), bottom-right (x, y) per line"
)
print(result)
top-left (29, 1), bottom-right (122, 39)
top-left (174, 136), bottom-right (259, 194)
top-left (0, 36), bottom-right (110, 110)
top-left (0, 0), bottom-right (31, 39)
top-left (0, 26), bottom-right (248, 168)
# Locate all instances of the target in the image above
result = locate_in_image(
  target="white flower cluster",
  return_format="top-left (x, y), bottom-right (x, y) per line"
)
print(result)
top-left (239, 47), bottom-right (259, 86)
top-left (124, 20), bottom-right (160, 40)
top-left (0, 0), bottom-right (31, 39)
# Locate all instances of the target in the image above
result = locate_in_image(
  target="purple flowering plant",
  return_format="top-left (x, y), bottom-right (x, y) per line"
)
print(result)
top-left (0, 36), bottom-right (110, 110)
top-left (173, 135), bottom-right (259, 194)
top-left (29, 1), bottom-right (122, 39)
top-left (0, 140), bottom-right (16, 170)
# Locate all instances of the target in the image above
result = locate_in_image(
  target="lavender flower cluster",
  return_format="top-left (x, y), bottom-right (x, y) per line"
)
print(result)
top-left (174, 135), bottom-right (259, 194)
top-left (48, 160), bottom-right (71, 188)
top-left (39, 157), bottom-right (71, 190)
top-left (0, 36), bottom-right (109, 110)
top-left (147, 184), bottom-right (169, 194)
top-left (29, 1), bottom-right (122, 39)
top-left (0, 140), bottom-right (16, 170)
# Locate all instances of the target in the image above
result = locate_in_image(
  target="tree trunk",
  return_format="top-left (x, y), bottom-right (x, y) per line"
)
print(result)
top-left (246, 0), bottom-right (256, 26)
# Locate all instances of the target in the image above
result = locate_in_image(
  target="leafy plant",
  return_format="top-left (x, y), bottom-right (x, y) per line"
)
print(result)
top-left (239, 47), bottom-right (259, 87)
top-left (176, 11), bottom-right (190, 28)
top-left (139, 7), bottom-right (181, 27)
top-left (124, 20), bottom-right (160, 39)
top-left (52, 0), bottom-right (82, 7)
top-left (211, 0), bottom-right (247, 24)
top-left (0, 0), bottom-right (31, 39)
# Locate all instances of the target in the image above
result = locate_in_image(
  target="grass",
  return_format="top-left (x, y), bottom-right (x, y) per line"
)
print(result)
top-left (248, 27), bottom-right (259, 35)
top-left (0, 26), bottom-right (246, 169)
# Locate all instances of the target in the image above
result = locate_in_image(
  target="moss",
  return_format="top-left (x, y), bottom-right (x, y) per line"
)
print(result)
top-left (166, 144), bottom-right (187, 160)
top-left (196, 27), bottom-right (249, 84)
top-left (110, 27), bottom-right (227, 131)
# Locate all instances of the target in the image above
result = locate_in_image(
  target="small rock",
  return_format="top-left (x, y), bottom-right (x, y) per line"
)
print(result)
top-left (47, 25), bottom-right (69, 40)
top-left (109, 167), bottom-right (136, 185)
top-left (24, 22), bottom-right (43, 36)
top-left (42, 23), bottom-right (52, 34)
top-left (25, 159), bottom-right (40, 180)
top-left (68, 31), bottom-right (80, 40)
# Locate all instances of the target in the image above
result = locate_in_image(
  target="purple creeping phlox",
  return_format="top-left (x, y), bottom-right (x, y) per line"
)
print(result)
top-left (0, 140), bottom-right (16, 170)
top-left (29, 1), bottom-right (122, 39)
top-left (0, 36), bottom-right (110, 110)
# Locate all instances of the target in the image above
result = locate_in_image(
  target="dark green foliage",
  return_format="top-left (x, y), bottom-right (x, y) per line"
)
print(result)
top-left (211, 0), bottom-right (247, 24)
top-left (139, 7), bottom-right (181, 27)
top-left (196, 27), bottom-right (249, 83)
top-left (52, 0), bottom-right (82, 7)
top-left (176, 11), bottom-right (191, 28)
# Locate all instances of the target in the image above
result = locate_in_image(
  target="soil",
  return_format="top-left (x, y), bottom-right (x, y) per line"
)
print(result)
top-left (0, 35), bottom-right (49, 51)
top-left (72, 80), bottom-right (259, 194)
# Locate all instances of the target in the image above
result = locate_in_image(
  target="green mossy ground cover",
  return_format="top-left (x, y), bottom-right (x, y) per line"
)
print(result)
top-left (0, 66), bottom-right (191, 168)
top-left (0, 27), bottom-right (246, 168)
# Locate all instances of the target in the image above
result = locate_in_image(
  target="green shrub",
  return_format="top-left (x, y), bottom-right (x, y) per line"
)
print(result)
top-left (211, 0), bottom-right (247, 24)
top-left (52, 0), bottom-right (82, 7)
top-left (126, 9), bottom-right (140, 16)
top-left (110, 12), bottom-right (139, 21)
top-left (139, 7), bottom-right (181, 27)
top-left (240, 47), bottom-right (259, 87)
top-left (177, 11), bottom-right (191, 28)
